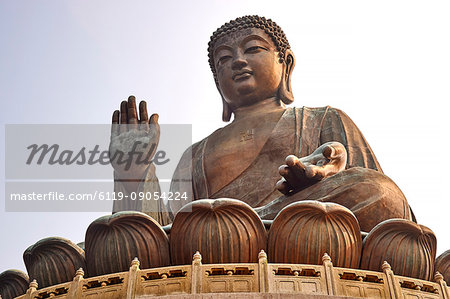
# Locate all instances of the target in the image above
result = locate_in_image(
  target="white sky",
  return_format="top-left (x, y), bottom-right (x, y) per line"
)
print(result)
top-left (0, 0), bottom-right (449, 273)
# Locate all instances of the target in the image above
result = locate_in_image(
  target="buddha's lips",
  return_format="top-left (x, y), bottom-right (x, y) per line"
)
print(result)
top-left (233, 70), bottom-right (253, 81)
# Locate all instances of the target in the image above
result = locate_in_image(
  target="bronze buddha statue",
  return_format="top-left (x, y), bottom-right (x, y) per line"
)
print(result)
top-left (110, 15), bottom-right (412, 232)
top-left (3, 18), bottom-right (441, 297)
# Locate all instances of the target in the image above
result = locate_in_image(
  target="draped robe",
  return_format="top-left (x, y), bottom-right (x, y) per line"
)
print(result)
top-left (115, 106), bottom-right (412, 231)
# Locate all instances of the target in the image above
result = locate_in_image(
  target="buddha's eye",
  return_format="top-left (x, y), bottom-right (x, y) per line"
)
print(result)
top-left (217, 55), bottom-right (231, 66)
top-left (245, 46), bottom-right (268, 54)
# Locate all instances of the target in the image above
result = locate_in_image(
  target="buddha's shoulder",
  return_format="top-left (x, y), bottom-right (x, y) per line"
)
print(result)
top-left (294, 105), bottom-right (346, 115)
top-left (296, 106), bottom-right (357, 128)
top-left (285, 106), bottom-right (356, 127)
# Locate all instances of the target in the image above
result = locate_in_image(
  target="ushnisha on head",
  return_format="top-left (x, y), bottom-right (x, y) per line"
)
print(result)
top-left (208, 15), bottom-right (295, 121)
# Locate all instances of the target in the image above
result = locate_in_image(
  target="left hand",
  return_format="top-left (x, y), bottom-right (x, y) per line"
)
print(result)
top-left (276, 141), bottom-right (347, 195)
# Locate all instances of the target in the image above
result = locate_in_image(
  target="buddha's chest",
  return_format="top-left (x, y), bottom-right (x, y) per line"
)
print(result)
top-left (203, 112), bottom-right (283, 195)
top-left (205, 126), bottom-right (269, 171)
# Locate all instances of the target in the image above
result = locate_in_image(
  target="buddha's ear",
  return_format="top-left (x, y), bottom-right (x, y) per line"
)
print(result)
top-left (216, 83), bottom-right (232, 122)
top-left (278, 49), bottom-right (295, 105)
top-left (222, 96), bottom-right (232, 122)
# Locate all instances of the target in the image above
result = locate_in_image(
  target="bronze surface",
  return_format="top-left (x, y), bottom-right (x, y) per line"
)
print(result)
top-left (436, 250), bottom-right (450, 284)
top-left (170, 198), bottom-right (267, 265)
top-left (360, 219), bottom-right (437, 281)
top-left (0, 270), bottom-right (28, 299)
top-left (23, 237), bottom-right (85, 289)
top-left (268, 200), bottom-right (362, 268)
top-left (84, 211), bottom-right (170, 277)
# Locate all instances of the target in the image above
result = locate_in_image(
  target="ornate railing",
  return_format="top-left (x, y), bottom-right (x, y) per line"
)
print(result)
top-left (15, 251), bottom-right (450, 298)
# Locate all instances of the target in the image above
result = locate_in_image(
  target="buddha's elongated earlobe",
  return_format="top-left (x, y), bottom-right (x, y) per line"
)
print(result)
top-left (222, 96), bottom-right (232, 122)
top-left (216, 83), bottom-right (233, 122)
top-left (278, 50), bottom-right (295, 105)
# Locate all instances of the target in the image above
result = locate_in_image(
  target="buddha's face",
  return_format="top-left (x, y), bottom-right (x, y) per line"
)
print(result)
top-left (213, 28), bottom-right (284, 110)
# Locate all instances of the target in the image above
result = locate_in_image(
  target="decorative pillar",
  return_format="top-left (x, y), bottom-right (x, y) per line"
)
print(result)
top-left (322, 253), bottom-right (336, 295)
top-left (24, 280), bottom-right (38, 299)
top-left (382, 261), bottom-right (401, 299)
top-left (126, 257), bottom-right (140, 299)
top-left (67, 268), bottom-right (85, 299)
top-left (258, 250), bottom-right (268, 293)
top-left (435, 272), bottom-right (449, 299)
top-left (191, 251), bottom-right (202, 294)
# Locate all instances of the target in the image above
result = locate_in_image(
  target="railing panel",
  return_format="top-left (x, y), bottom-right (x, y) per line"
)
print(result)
top-left (135, 265), bottom-right (191, 296)
top-left (396, 274), bottom-right (441, 299)
top-left (267, 263), bottom-right (326, 295)
top-left (80, 272), bottom-right (128, 299)
top-left (201, 263), bottom-right (259, 293)
top-left (334, 267), bottom-right (388, 298)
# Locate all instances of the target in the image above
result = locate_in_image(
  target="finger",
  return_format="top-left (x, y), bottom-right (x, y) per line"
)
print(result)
top-left (127, 96), bottom-right (138, 128)
top-left (278, 164), bottom-right (288, 176)
top-left (286, 155), bottom-right (307, 172)
top-left (278, 164), bottom-right (300, 187)
top-left (286, 155), bottom-right (308, 180)
top-left (305, 165), bottom-right (322, 180)
top-left (120, 101), bottom-right (128, 123)
top-left (149, 113), bottom-right (161, 141)
top-left (320, 144), bottom-right (347, 172)
top-left (139, 101), bottom-right (149, 120)
top-left (286, 155), bottom-right (300, 167)
top-left (111, 110), bottom-right (119, 136)
top-left (112, 110), bottom-right (119, 124)
top-left (322, 145), bottom-right (335, 159)
top-left (276, 179), bottom-right (291, 195)
top-left (119, 101), bottom-right (128, 133)
top-left (139, 101), bottom-right (149, 131)
top-left (149, 113), bottom-right (159, 124)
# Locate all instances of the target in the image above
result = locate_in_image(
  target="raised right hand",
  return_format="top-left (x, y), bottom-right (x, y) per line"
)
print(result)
top-left (109, 96), bottom-right (160, 189)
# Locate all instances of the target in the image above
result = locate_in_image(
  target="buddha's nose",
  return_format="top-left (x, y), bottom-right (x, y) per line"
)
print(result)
top-left (231, 55), bottom-right (247, 70)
